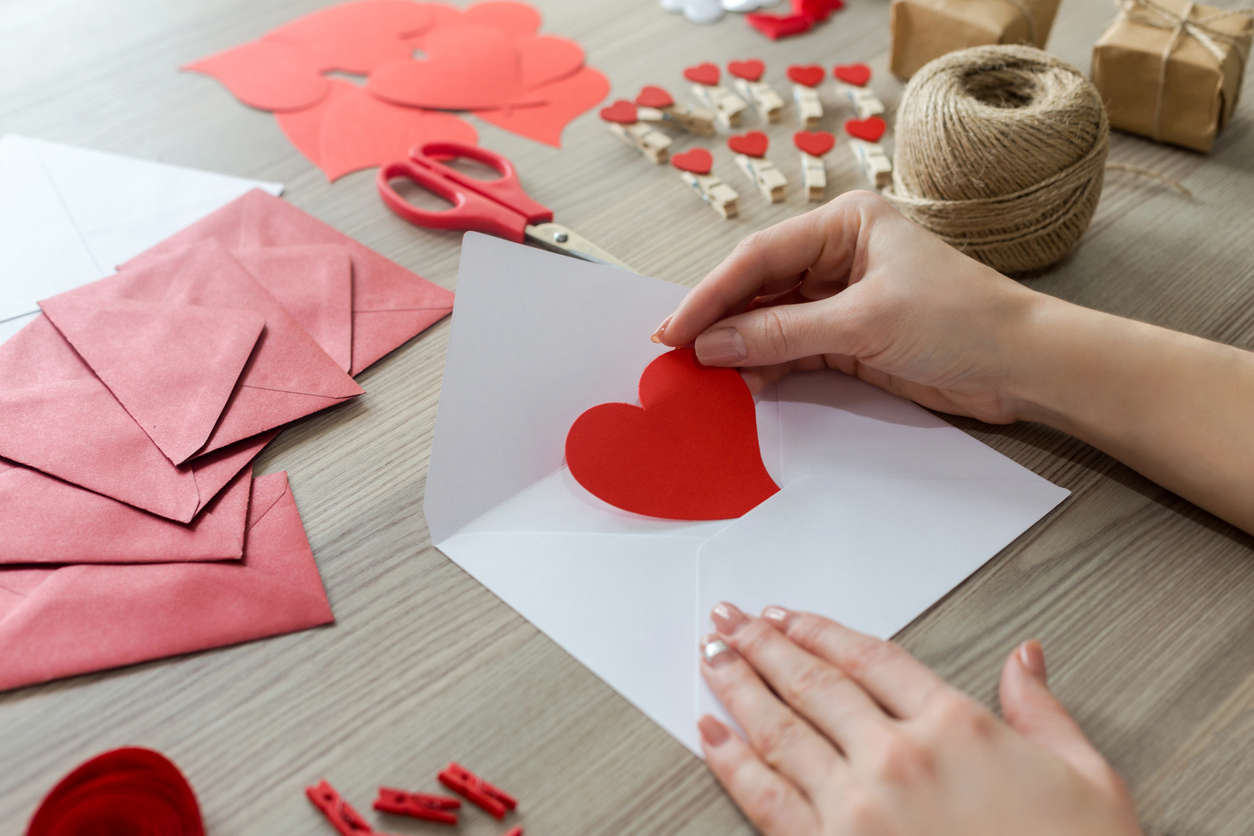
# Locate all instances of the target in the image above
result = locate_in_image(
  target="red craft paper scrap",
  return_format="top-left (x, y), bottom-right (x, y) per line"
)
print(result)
top-left (746, 12), bottom-right (814, 39)
top-left (477, 67), bottom-right (609, 147)
top-left (565, 348), bottom-right (779, 521)
top-left (516, 33), bottom-right (585, 90)
top-left (462, 0), bottom-right (544, 35)
top-left (183, 38), bottom-right (330, 112)
top-left (264, 0), bottom-right (438, 74)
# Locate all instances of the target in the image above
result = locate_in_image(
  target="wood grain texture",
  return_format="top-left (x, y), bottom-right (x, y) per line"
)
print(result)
top-left (2, 1), bottom-right (1252, 833)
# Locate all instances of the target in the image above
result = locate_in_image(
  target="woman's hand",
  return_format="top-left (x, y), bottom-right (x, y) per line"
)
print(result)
top-left (698, 603), bottom-right (1142, 836)
top-left (656, 191), bottom-right (1046, 424)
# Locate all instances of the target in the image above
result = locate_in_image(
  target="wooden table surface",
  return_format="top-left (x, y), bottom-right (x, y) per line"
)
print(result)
top-left (3, 1), bottom-right (1252, 833)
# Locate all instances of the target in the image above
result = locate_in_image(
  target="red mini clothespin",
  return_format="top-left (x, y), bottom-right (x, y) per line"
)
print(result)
top-left (306, 780), bottom-right (375, 835)
top-left (373, 787), bottom-right (461, 825)
top-left (437, 763), bottom-right (518, 820)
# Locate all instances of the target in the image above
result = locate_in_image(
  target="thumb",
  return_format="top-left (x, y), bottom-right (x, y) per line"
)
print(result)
top-left (692, 292), bottom-right (864, 368)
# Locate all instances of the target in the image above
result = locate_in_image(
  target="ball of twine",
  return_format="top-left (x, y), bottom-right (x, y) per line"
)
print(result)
top-left (884, 45), bottom-right (1109, 275)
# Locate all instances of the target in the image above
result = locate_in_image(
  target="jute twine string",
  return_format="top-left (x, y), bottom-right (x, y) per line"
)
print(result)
top-left (883, 45), bottom-right (1109, 275)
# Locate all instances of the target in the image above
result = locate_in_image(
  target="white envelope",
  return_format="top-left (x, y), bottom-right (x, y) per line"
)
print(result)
top-left (0, 135), bottom-right (283, 343)
top-left (426, 234), bottom-right (1068, 755)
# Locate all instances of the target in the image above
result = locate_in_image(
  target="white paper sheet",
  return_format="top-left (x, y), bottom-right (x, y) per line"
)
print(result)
top-left (427, 233), bottom-right (1069, 756)
top-left (0, 135), bottom-right (283, 342)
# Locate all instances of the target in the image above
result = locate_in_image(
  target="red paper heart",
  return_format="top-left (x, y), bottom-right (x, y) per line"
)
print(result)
top-left (462, 0), bottom-right (543, 36)
top-left (517, 33), bottom-right (585, 90)
top-left (683, 62), bottom-right (720, 86)
top-left (727, 59), bottom-right (765, 82)
top-left (263, 0), bottom-right (436, 74)
top-left (670, 147), bottom-right (713, 175)
top-left (728, 130), bottom-right (769, 157)
top-left (795, 0), bottom-right (844, 21)
top-left (793, 129), bottom-right (835, 157)
top-left (787, 64), bottom-right (824, 87)
top-left (184, 39), bottom-right (330, 112)
top-left (745, 12), bottom-right (813, 40)
top-left (833, 62), bottom-right (871, 87)
top-left (477, 67), bottom-right (610, 148)
top-left (635, 85), bottom-right (674, 109)
top-left (844, 115), bottom-right (886, 142)
top-left (565, 349), bottom-right (779, 520)
top-left (599, 99), bottom-right (638, 124)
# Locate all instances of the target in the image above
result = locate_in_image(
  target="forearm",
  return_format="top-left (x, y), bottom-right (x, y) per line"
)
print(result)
top-left (1009, 294), bottom-right (1254, 533)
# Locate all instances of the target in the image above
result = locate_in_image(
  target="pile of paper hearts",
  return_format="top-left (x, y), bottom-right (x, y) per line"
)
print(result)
top-left (186, 0), bottom-right (609, 180)
top-left (746, 0), bottom-right (844, 39)
top-left (0, 189), bottom-right (453, 694)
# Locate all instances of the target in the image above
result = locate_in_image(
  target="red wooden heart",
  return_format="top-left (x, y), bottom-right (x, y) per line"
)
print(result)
top-left (670, 147), bottom-right (713, 175)
top-left (727, 59), bottom-right (765, 82)
top-left (787, 64), bottom-right (824, 87)
top-left (745, 12), bottom-right (813, 40)
top-left (793, 129), bottom-right (835, 157)
top-left (635, 85), bottom-right (674, 109)
top-left (565, 349), bottom-right (779, 520)
top-left (599, 99), bottom-right (638, 124)
top-left (844, 116), bottom-right (886, 142)
top-left (833, 62), bottom-right (871, 87)
top-left (683, 62), bottom-right (720, 86)
top-left (727, 130), bottom-right (768, 157)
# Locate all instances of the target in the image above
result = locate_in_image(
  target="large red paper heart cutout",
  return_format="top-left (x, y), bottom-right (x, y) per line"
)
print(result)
top-left (833, 62), bottom-right (871, 87)
top-left (565, 349), bottom-right (779, 520)
top-left (476, 67), bottom-right (609, 148)
top-left (844, 115), bottom-right (886, 142)
top-left (683, 62), bottom-right (720, 86)
top-left (745, 12), bottom-right (813, 40)
top-left (728, 59), bottom-right (765, 82)
top-left (462, 1), bottom-right (543, 36)
top-left (787, 64), bottom-right (824, 87)
top-left (184, 39), bottom-right (330, 112)
top-left (517, 33), bottom-right (585, 90)
top-left (599, 99), bottom-right (638, 124)
top-left (671, 147), bottom-right (713, 175)
top-left (635, 85), bottom-right (674, 109)
top-left (263, 0), bottom-right (435, 74)
top-left (793, 129), bottom-right (835, 157)
top-left (728, 130), bottom-right (768, 157)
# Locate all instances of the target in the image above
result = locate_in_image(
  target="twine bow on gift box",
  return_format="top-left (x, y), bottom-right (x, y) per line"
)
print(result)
top-left (1115, 0), bottom-right (1254, 139)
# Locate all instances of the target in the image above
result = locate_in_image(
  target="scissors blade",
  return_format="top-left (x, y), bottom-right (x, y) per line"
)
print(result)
top-left (525, 223), bottom-right (635, 273)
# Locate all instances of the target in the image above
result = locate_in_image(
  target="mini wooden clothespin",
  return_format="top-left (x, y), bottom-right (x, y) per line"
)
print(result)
top-left (683, 62), bottom-right (748, 129)
top-left (635, 85), bottom-right (716, 136)
top-left (786, 64), bottom-right (824, 129)
top-left (306, 781), bottom-right (376, 836)
top-left (728, 131), bottom-right (787, 202)
top-left (844, 116), bottom-right (892, 188)
top-left (671, 148), bottom-right (739, 219)
top-left (727, 59), bottom-right (784, 123)
top-left (600, 100), bottom-right (672, 164)
top-left (437, 763), bottom-right (518, 820)
top-left (793, 130), bottom-right (835, 202)
top-left (833, 63), bottom-right (884, 119)
top-left (373, 788), bottom-right (461, 825)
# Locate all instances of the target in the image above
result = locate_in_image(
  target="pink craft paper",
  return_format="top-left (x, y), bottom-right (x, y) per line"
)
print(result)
top-left (41, 242), bottom-right (363, 464)
top-left (0, 314), bottom-right (271, 522)
top-left (476, 67), bottom-right (609, 148)
top-left (264, 0), bottom-right (437, 74)
top-left (0, 472), bottom-right (334, 693)
top-left (183, 39), bottom-right (330, 112)
top-left (123, 190), bottom-right (454, 375)
top-left (0, 463), bottom-right (252, 566)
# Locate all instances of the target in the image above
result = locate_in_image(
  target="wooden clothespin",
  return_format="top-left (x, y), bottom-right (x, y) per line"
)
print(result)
top-left (793, 130), bottom-right (835, 202)
top-left (728, 59), bottom-right (784, 123)
top-left (843, 117), bottom-right (891, 188)
top-left (306, 781), bottom-right (377, 836)
top-left (728, 131), bottom-right (786, 203)
top-left (437, 763), bottom-right (517, 820)
top-left (373, 788), bottom-right (461, 825)
top-left (787, 64), bottom-right (825, 129)
top-left (671, 148), bottom-right (739, 219)
top-left (833, 63), bottom-right (885, 119)
top-left (600, 100), bottom-right (672, 164)
top-left (635, 85), bottom-right (716, 136)
top-left (683, 62), bottom-right (747, 129)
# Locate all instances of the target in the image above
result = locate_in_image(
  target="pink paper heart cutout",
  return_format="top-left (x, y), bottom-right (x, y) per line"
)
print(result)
top-left (683, 62), bottom-right (720, 86)
top-left (599, 99), bottom-right (638, 124)
top-left (727, 131), bottom-right (768, 157)
top-left (476, 67), bottom-right (609, 148)
top-left (671, 148), bottom-right (713, 175)
top-left (844, 116), bottom-right (886, 142)
top-left (793, 130), bottom-right (835, 157)
top-left (787, 64), bottom-right (824, 87)
top-left (727, 59), bottom-right (765, 82)
top-left (635, 85), bottom-right (674, 109)
top-left (834, 62), bottom-right (871, 87)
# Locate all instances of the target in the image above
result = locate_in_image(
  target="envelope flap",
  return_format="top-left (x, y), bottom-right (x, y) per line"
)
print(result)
top-left (39, 292), bottom-right (266, 465)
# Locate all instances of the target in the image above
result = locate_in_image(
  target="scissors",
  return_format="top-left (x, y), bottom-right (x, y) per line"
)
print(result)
top-left (377, 142), bottom-right (633, 272)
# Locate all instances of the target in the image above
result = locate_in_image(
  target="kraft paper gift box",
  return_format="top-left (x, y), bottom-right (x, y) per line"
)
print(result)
top-left (890, 0), bottom-right (1062, 79)
top-left (1092, 0), bottom-right (1253, 152)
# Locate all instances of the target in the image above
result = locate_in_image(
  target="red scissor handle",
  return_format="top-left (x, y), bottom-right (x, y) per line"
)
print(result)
top-left (415, 142), bottom-right (553, 225)
top-left (377, 158), bottom-right (530, 242)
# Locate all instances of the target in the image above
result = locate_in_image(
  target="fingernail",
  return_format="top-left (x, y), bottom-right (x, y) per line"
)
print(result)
top-left (701, 634), bottom-right (735, 667)
top-left (762, 606), bottom-right (791, 628)
top-left (711, 602), bottom-right (748, 635)
top-left (694, 327), bottom-right (747, 365)
top-left (698, 714), bottom-right (730, 746)
top-left (650, 314), bottom-right (673, 344)
top-left (1018, 639), bottom-right (1047, 682)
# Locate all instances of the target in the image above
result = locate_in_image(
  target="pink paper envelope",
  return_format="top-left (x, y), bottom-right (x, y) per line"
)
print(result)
top-left (41, 241), bottom-right (363, 465)
top-left (0, 472), bottom-right (334, 693)
top-left (123, 189), bottom-right (454, 375)
top-left (0, 462), bottom-right (252, 565)
top-left (0, 314), bottom-right (271, 522)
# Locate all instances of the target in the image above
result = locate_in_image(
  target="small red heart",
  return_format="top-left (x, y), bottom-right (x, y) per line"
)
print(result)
top-left (786, 64), bottom-right (824, 87)
top-left (565, 349), bottom-right (779, 520)
top-left (727, 59), bottom-right (765, 82)
top-left (795, 0), bottom-right (844, 21)
top-left (635, 85), bottom-right (674, 109)
top-left (793, 130), bottom-right (835, 157)
top-left (844, 116), bottom-right (886, 142)
top-left (727, 131), bottom-right (769, 157)
top-left (670, 147), bottom-right (713, 175)
top-left (599, 99), bottom-right (638, 124)
top-left (834, 62), bottom-right (871, 87)
top-left (683, 62), bottom-right (720, 86)
top-left (745, 12), bottom-right (814, 40)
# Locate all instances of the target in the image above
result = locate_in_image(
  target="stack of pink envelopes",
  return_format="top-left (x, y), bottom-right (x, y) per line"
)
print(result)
top-left (0, 189), bottom-right (453, 692)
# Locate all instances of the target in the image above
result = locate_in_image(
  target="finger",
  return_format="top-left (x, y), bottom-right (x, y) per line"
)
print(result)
top-left (701, 635), bottom-right (841, 800)
top-left (713, 603), bottom-right (892, 758)
top-left (699, 715), bottom-right (821, 836)
top-left (765, 608), bottom-right (948, 718)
